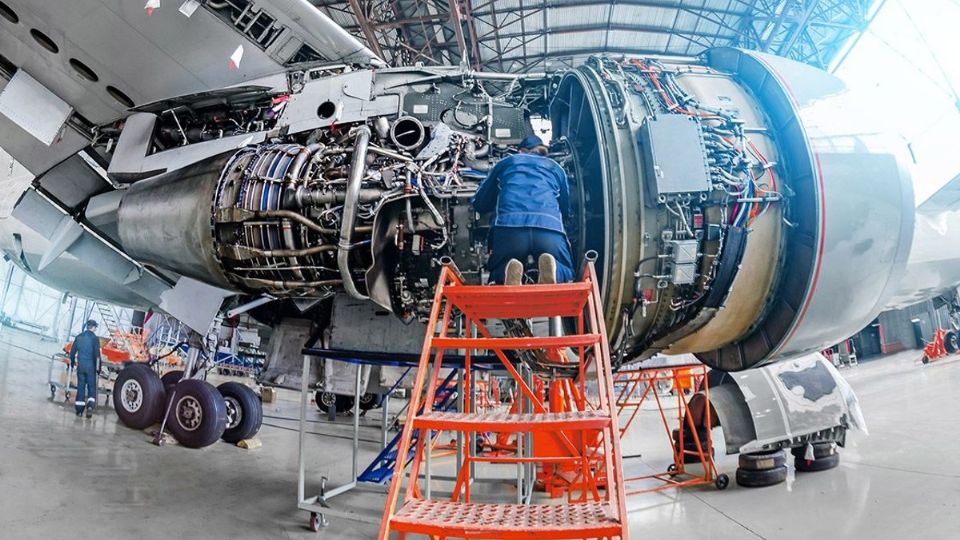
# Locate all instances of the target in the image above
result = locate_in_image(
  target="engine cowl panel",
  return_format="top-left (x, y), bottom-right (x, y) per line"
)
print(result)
top-left (108, 48), bottom-right (913, 371)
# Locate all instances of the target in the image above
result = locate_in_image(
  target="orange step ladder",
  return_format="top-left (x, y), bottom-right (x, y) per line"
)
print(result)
top-left (378, 257), bottom-right (629, 540)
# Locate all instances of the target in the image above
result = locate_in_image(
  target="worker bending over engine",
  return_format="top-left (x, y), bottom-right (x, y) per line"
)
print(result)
top-left (472, 135), bottom-right (574, 285)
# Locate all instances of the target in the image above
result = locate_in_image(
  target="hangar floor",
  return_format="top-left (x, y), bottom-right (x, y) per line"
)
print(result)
top-left (1, 327), bottom-right (958, 539)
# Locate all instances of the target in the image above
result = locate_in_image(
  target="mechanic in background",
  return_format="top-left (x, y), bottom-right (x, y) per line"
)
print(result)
top-left (69, 319), bottom-right (102, 418)
top-left (472, 134), bottom-right (574, 285)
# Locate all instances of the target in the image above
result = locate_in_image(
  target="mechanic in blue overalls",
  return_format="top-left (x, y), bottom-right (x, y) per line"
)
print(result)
top-left (472, 134), bottom-right (575, 285)
top-left (69, 319), bottom-right (102, 418)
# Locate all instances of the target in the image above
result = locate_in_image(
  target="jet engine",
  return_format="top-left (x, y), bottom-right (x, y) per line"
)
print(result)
top-left (89, 48), bottom-right (912, 371)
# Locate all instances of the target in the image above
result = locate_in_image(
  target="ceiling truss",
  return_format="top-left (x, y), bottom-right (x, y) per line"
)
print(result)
top-left (311, 0), bottom-right (878, 72)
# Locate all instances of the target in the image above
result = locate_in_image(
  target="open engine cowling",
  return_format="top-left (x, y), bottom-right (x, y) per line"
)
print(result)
top-left (108, 48), bottom-right (913, 371)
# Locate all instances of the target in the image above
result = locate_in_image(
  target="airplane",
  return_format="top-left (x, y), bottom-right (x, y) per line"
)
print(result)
top-left (0, 0), bottom-right (948, 471)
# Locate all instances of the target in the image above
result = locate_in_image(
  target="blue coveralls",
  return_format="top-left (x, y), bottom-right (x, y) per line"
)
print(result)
top-left (472, 153), bottom-right (575, 284)
top-left (69, 330), bottom-right (101, 412)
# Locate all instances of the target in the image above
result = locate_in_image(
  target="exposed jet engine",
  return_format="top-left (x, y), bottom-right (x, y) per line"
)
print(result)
top-left (78, 48), bottom-right (910, 374)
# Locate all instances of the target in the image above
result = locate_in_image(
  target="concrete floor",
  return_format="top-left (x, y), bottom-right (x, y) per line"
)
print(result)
top-left (2, 327), bottom-right (959, 539)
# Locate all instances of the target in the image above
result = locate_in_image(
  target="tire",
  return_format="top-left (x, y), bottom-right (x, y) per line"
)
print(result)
top-left (673, 427), bottom-right (712, 464)
top-left (218, 382), bottom-right (263, 443)
top-left (335, 394), bottom-right (354, 413)
top-left (315, 391), bottom-right (337, 411)
top-left (795, 452), bottom-right (840, 472)
top-left (735, 465), bottom-right (787, 487)
top-left (358, 392), bottom-right (380, 411)
top-left (715, 473), bottom-right (730, 490)
top-left (791, 441), bottom-right (837, 459)
top-left (738, 449), bottom-right (787, 471)
top-left (161, 370), bottom-right (184, 390)
top-left (166, 379), bottom-right (227, 448)
top-left (113, 363), bottom-right (165, 430)
top-left (945, 331), bottom-right (959, 354)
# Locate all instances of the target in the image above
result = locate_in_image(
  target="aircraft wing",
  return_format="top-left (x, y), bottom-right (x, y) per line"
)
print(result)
top-left (917, 172), bottom-right (960, 214)
top-left (884, 172), bottom-right (960, 310)
top-left (0, 0), bottom-right (379, 175)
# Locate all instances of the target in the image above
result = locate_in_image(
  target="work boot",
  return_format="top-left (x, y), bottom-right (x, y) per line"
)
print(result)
top-left (505, 259), bottom-right (523, 286)
top-left (85, 398), bottom-right (96, 418)
top-left (538, 254), bottom-right (557, 284)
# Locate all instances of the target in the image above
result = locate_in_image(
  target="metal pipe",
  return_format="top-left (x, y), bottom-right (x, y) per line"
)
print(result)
top-left (338, 127), bottom-right (372, 300)
top-left (216, 208), bottom-right (376, 236)
top-left (238, 277), bottom-right (344, 289)
top-left (368, 145), bottom-right (412, 162)
top-left (221, 244), bottom-right (337, 258)
top-left (284, 147), bottom-right (321, 284)
top-left (438, 256), bottom-right (464, 282)
top-left (225, 295), bottom-right (276, 318)
top-left (352, 364), bottom-right (362, 480)
top-left (295, 188), bottom-right (382, 208)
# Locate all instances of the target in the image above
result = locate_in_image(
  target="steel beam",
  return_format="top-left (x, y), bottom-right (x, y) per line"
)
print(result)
top-left (479, 22), bottom-right (734, 43)
top-left (347, 0), bottom-right (387, 60)
top-left (472, 0), bottom-right (749, 18)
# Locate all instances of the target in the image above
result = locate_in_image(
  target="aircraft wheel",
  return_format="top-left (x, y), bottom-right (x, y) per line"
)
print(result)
top-left (335, 394), bottom-right (355, 413)
top-left (161, 370), bottom-right (184, 391)
top-left (167, 379), bottom-right (227, 448)
top-left (113, 363), bottom-right (165, 430)
top-left (218, 382), bottom-right (263, 443)
top-left (735, 465), bottom-right (787, 487)
top-left (738, 449), bottom-right (786, 471)
top-left (315, 391), bottom-right (336, 411)
top-left (358, 392), bottom-right (380, 411)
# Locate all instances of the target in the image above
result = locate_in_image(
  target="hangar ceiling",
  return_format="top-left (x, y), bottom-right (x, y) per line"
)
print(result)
top-left (311, 0), bottom-right (881, 72)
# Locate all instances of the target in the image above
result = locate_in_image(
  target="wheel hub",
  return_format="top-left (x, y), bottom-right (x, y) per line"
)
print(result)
top-left (224, 396), bottom-right (243, 429)
top-left (320, 392), bottom-right (336, 407)
top-left (176, 395), bottom-right (203, 431)
top-left (120, 379), bottom-right (143, 413)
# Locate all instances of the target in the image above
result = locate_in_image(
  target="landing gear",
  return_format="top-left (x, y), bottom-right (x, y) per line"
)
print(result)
top-left (358, 392), bottom-right (380, 411)
top-left (166, 379), bottom-right (227, 448)
top-left (314, 391), bottom-right (357, 414)
top-left (315, 390), bottom-right (337, 411)
top-left (113, 364), bottom-right (166, 429)
top-left (218, 382), bottom-right (263, 443)
top-left (160, 370), bottom-right (184, 393)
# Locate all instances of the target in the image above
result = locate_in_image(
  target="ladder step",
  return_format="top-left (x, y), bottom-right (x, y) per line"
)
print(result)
top-left (443, 283), bottom-right (593, 318)
top-left (413, 410), bottom-right (611, 432)
top-left (432, 334), bottom-right (600, 350)
top-left (390, 500), bottom-right (622, 539)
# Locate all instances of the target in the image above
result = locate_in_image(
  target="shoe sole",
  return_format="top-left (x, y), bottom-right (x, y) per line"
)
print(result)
top-left (538, 254), bottom-right (557, 284)
top-left (505, 259), bottom-right (523, 286)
